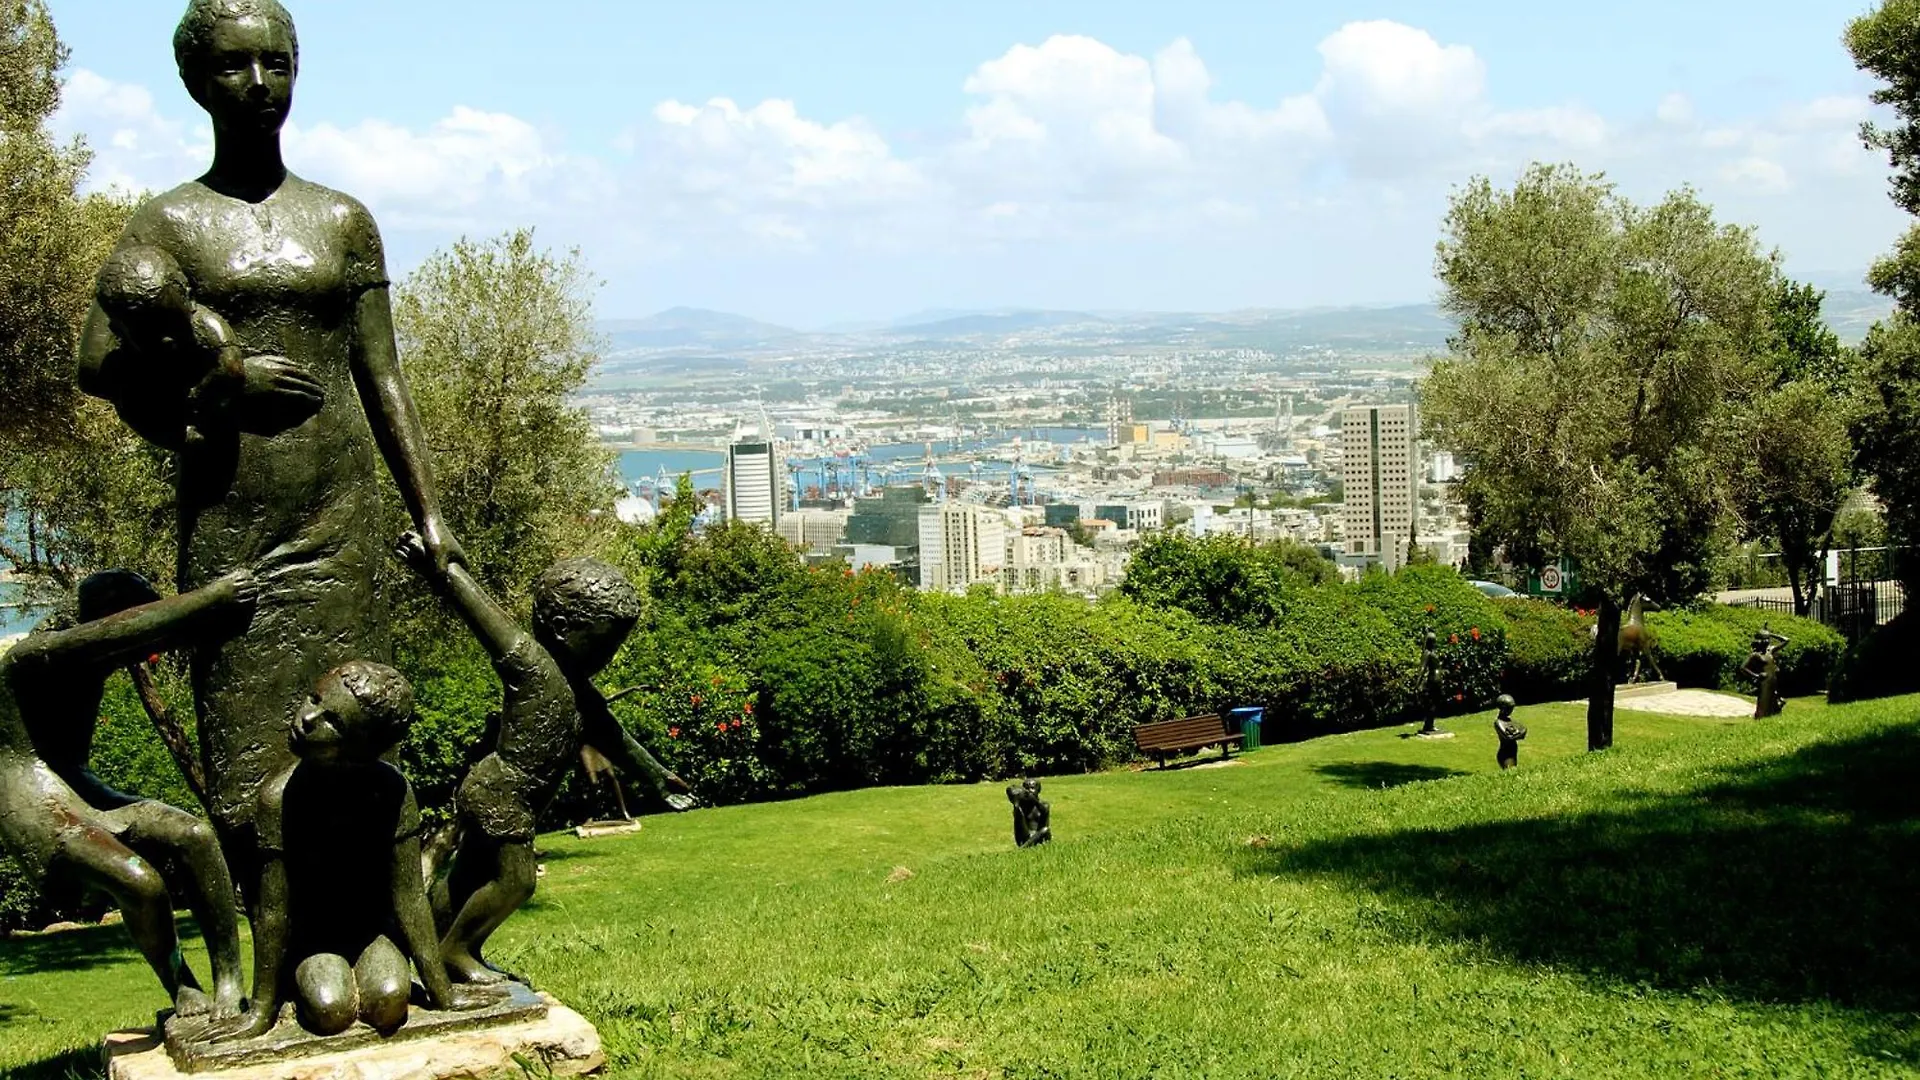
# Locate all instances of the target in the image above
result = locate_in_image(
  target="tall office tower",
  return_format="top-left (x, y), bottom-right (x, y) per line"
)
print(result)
top-left (917, 503), bottom-right (1008, 593)
top-left (724, 439), bottom-right (782, 528)
top-left (1341, 404), bottom-right (1419, 572)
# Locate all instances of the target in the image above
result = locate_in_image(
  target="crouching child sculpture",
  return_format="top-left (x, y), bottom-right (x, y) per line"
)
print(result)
top-left (210, 661), bottom-right (489, 1042)
top-left (1007, 778), bottom-right (1052, 848)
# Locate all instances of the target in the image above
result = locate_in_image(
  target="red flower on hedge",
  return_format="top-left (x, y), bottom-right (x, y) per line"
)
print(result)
top-left (743, 701), bottom-right (755, 716)
top-left (691, 694), bottom-right (704, 707)
top-left (1449, 633), bottom-right (1459, 645)
top-left (668, 726), bottom-right (680, 739)
top-left (717, 721), bottom-right (727, 732)
top-left (1454, 693), bottom-right (1465, 702)
top-left (1470, 627), bottom-right (1481, 641)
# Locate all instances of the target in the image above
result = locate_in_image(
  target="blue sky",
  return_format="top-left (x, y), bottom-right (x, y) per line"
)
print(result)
top-left (45, 1), bottom-right (1906, 326)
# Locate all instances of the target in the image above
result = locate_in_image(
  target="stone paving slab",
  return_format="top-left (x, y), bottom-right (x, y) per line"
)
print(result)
top-left (1575, 689), bottom-right (1756, 717)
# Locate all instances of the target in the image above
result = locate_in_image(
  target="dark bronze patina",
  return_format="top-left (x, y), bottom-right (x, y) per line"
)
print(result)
top-left (1741, 627), bottom-right (1790, 719)
top-left (0, 572), bottom-right (253, 1019)
top-left (1417, 629), bottom-right (1444, 736)
top-left (1492, 693), bottom-right (1525, 770)
top-left (76, 0), bottom-right (461, 896)
top-left (401, 539), bottom-right (694, 986)
top-left (1007, 778), bottom-right (1051, 848)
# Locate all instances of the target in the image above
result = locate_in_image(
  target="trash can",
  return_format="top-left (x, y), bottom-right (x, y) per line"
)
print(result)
top-left (1228, 706), bottom-right (1264, 751)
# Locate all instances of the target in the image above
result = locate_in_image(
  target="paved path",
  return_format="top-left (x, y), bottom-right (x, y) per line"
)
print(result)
top-left (1576, 689), bottom-right (1755, 718)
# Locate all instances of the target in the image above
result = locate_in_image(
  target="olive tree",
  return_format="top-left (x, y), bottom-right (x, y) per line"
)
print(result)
top-left (1422, 164), bottom-right (1778, 750)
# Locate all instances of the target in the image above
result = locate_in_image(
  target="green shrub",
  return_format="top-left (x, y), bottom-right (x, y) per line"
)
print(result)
top-left (1697, 606), bottom-right (1845, 696)
top-left (1645, 606), bottom-right (1844, 695)
top-left (1828, 612), bottom-right (1920, 703)
top-left (1352, 566), bottom-right (1509, 715)
top-left (1493, 597), bottom-right (1593, 704)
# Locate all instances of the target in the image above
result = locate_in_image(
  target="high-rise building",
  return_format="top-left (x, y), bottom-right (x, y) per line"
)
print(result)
top-left (724, 440), bottom-right (782, 528)
top-left (1341, 404), bottom-right (1419, 572)
top-left (918, 503), bottom-right (1008, 593)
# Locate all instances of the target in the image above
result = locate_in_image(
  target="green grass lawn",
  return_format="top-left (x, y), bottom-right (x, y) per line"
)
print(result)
top-left (4, 697), bottom-right (1917, 1078)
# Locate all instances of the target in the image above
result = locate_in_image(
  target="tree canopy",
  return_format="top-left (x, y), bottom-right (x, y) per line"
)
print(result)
top-left (1421, 163), bottom-right (1780, 749)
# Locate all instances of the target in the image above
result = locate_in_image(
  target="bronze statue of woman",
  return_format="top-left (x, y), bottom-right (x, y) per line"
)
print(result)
top-left (77, 0), bottom-right (462, 889)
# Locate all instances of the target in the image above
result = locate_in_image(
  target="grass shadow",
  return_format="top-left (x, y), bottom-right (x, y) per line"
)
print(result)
top-left (1246, 724), bottom-right (1920, 1010)
top-left (0, 923), bottom-right (140, 980)
top-left (0, 1047), bottom-right (98, 1080)
top-left (1310, 762), bottom-right (1471, 790)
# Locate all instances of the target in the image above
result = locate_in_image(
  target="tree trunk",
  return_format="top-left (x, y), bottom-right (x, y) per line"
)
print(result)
top-left (130, 664), bottom-right (209, 811)
top-left (1588, 595), bottom-right (1621, 752)
top-left (1788, 566), bottom-right (1809, 618)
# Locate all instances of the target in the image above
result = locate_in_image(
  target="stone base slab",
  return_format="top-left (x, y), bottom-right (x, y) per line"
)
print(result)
top-left (105, 993), bottom-right (603, 1080)
top-left (1613, 680), bottom-right (1679, 699)
top-left (1412, 730), bottom-right (1457, 740)
top-left (573, 819), bottom-right (643, 839)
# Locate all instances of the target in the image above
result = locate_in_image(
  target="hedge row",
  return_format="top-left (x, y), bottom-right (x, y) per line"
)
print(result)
top-left (0, 536), bottom-right (1853, 932)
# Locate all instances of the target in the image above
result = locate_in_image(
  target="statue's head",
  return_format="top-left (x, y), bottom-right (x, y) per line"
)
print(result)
top-left (96, 245), bottom-right (195, 353)
top-left (173, 0), bottom-right (298, 136)
top-left (75, 569), bottom-right (164, 624)
top-left (1494, 693), bottom-right (1516, 718)
top-left (533, 559), bottom-right (643, 677)
top-left (293, 660), bottom-right (413, 765)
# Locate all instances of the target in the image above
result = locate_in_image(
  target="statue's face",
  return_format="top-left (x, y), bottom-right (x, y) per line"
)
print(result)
top-left (291, 671), bottom-right (361, 764)
top-left (187, 16), bottom-right (295, 135)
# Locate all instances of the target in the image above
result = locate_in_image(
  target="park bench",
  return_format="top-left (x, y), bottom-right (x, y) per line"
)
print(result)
top-left (1133, 713), bottom-right (1244, 767)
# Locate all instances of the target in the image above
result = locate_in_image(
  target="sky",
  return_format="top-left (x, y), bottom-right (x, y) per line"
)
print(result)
top-left (43, 0), bottom-right (1911, 327)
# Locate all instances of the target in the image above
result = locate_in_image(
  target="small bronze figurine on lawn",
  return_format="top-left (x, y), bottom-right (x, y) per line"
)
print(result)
top-left (0, 570), bottom-right (253, 1020)
top-left (1417, 629), bottom-right (1444, 736)
top-left (1741, 627), bottom-right (1790, 719)
top-left (1007, 778), bottom-right (1052, 848)
top-left (213, 662), bottom-right (488, 1041)
top-left (1492, 694), bottom-right (1526, 770)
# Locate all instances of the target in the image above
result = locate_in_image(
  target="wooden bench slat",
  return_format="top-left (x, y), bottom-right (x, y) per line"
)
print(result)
top-left (1132, 713), bottom-right (1246, 763)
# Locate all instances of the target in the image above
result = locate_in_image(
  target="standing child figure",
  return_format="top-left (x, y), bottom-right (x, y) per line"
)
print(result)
top-left (398, 535), bottom-right (695, 987)
top-left (1493, 694), bottom-right (1526, 770)
top-left (0, 569), bottom-right (254, 1018)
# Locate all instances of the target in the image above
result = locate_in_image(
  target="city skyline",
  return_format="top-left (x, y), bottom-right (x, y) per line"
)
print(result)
top-left (44, 0), bottom-right (1905, 326)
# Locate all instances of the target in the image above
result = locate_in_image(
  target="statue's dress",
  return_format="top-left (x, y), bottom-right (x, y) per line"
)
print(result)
top-left (109, 175), bottom-right (393, 877)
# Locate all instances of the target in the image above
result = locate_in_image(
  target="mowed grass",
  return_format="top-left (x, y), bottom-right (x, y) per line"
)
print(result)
top-left (4, 696), bottom-right (1917, 1078)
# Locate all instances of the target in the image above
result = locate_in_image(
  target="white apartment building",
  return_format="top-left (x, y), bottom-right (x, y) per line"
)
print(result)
top-left (918, 503), bottom-right (1008, 593)
top-left (1341, 404), bottom-right (1419, 573)
top-left (724, 440), bottom-right (782, 528)
top-left (776, 508), bottom-right (849, 555)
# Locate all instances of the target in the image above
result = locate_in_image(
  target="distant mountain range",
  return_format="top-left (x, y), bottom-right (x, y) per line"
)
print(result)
top-left (596, 289), bottom-right (1893, 365)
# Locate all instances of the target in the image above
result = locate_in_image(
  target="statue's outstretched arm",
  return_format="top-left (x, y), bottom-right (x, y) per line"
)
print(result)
top-left (7, 573), bottom-right (251, 676)
top-left (351, 284), bottom-right (461, 573)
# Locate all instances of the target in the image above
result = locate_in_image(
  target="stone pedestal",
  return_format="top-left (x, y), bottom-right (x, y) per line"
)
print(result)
top-left (573, 819), bottom-right (643, 840)
top-left (104, 991), bottom-right (603, 1080)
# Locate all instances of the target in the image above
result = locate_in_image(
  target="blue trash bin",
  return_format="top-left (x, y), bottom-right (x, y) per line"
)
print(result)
top-left (1228, 706), bottom-right (1264, 751)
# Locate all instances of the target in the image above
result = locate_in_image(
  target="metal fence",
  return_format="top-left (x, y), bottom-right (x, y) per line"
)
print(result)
top-left (1729, 580), bottom-right (1906, 643)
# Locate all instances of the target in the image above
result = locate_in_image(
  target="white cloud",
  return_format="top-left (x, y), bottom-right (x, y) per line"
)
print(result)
top-left (46, 24), bottom-right (1905, 315)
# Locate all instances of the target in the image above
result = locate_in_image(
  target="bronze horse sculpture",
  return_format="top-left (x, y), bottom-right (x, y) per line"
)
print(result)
top-left (1618, 593), bottom-right (1664, 684)
top-left (1591, 593), bottom-right (1664, 684)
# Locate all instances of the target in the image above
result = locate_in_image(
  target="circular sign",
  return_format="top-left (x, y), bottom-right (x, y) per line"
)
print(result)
top-left (1540, 565), bottom-right (1563, 593)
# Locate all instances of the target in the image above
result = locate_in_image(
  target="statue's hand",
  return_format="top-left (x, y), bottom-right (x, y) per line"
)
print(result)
top-left (394, 531), bottom-right (438, 578)
top-left (205, 1005), bottom-right (275, 1044)
top-left (240, 355), bottom-right (324, 405)
top-left (419, 518), bottom-right (466, 574)
top-left (223, 568), bottom-right (260, 609)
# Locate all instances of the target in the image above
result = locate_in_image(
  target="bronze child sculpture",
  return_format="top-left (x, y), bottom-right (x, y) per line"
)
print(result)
top-left (214, 662), bottom-right (487, 1041)
top-left (1492, 694), bottom-right (1526, 770)
top-left (399, 535), bottom-right (695, 986)
top-left (0, 570), bottom-right (254, 1019)
top-left (1007, 778), bottom-right (1052, 848)
top-left (1741, 627), bottom-right (1791, 719)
